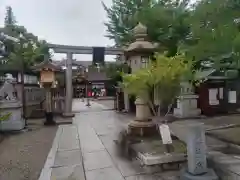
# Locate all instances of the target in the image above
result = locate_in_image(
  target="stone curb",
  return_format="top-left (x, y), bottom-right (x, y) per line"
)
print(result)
top-left (38, 126), bottom-right (63, 180)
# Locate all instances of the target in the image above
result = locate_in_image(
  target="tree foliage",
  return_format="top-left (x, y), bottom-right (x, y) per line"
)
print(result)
top-left (122, 53), bottom-right (193, 115)
top-left (0, 110), bottom-right (10, 121)
top-left (104, 0), bottom-right (240, 70)
top-left (103, 0), bottom-right (191, 56)
top-left (105, 63), bottom-right (130, 85)
top-left (0, 6), bottom-right (50, 70)
top-left (182, 0), bottom-right (240, 70)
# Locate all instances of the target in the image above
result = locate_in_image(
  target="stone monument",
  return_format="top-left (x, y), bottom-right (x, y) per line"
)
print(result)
top-left (0, 74), bottom-right (25, 131)
top-left (174, 82), bottom-right (201, 118)
top-left (180, 122), bottom-right (218, 180)
top-left (124, 22), bottom-right (157, 136)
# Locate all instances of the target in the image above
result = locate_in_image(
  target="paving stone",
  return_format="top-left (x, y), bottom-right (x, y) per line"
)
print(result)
top-left (156, 171), bottom-right (180, 180)
top-left (58, 138), bottom-right (80, 151)
top-left (80, 136), bottom-right (105, 153)
top-left (54, 150), bottom-right (82, 167)
top-left (77, 123), bottom-right (106, 153)
top-left (113, 157), bottom-right (149, 177)
top-left (85, 167), bottom-right (125, 180)
top-left (125, 174), bottom-right (163, 180)
top-left (84, 150), bottom-right (114, 171)
top-left (51, 165), bottom-right (85, 180)
top-left (61, 125), bottom-right (79, 140)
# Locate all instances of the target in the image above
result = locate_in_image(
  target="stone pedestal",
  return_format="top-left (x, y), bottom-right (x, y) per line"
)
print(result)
top-left (128, 97), bottom-right (157, 136)
top-left (62, 112), bottom-right (75, 118)
top-left (0, 100), bottom-right (25, 131)
top-left (174, 82), bottom-right (201, 118)
top-left (180, 123), bottom-right (218, 180)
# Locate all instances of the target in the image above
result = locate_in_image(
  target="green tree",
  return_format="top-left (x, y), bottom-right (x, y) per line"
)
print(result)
top-left (4, 6), bottom-right (17, 27)
top-left (122, 53), bottom-right (193, 116)
top-left (105, 63), bottom-right (130, 85)
top-left (183, 0), bottom-right (240, 70)
top-left (0, 6), bottom-right (50, 70)
top-left (103, 0), bottom-right (190, 56)
top-left (0, 110), bottom-right (10, 121)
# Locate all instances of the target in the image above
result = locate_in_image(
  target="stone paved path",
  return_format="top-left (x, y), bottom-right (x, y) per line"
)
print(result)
top-left (40, 99), bottom-right (179, 180)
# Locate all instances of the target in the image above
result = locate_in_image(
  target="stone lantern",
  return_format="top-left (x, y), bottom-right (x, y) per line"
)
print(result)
top-left (33, 57), bottom-right (62, 125)
top-left (124, 22), bottom-right (157, 136)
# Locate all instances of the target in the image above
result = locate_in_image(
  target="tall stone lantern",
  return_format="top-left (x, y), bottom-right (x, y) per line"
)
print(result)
top-left (124, 22), bottom-right (157, 136)
top-left (33, 57), bottom-right (62, 125)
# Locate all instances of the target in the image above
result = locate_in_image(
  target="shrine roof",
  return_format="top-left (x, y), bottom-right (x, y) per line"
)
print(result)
top-left (32, 59), bottom-right (62, 71)
top-left (86, 71), bottom-right (109, 81)
top-left (195, 68), bottom-right (232, 82)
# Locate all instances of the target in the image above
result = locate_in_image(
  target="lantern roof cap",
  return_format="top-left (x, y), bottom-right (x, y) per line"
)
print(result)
top-left (133, 22), bottom-right (147, 39)
top-left (125, 22), bottom-right (155, 54)
top-left (32, 56), bottom-right (62, 72)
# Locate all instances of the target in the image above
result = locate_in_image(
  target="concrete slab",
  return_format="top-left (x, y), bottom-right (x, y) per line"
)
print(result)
top-left (54, 150), bottom-right (82, 167)
top-left (85, 167), bottom-right (125, 180)
top-left (51, 165), bottom-right (85, 180)
top-left (138, 152), bottom-right (186, 166)
top-left (77, 127), bottom-right (105, 153)
top-left (113, 157), bottom-right (148, 177)
top-left (38, 126), bottom-right (63, 180)
top-left (125, 174), bottom-right (163, 180)
top-left (157, 171), bottom-right (180, 180)
top-left (84, 150), bottom-right (114, 171)
top-left (80, 136), bottom-right (105, 153)
top-left (57, 125), bottom-right (80, 151)
top-left (58, 139), bottom-right (80, 151)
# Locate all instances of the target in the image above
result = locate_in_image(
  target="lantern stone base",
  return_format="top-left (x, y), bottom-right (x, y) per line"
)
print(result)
top-left (128, 119), bottom-right (158, 137)
top-left (128, 97), bottom-right (158, 137)
top-left (62, 112), bottom-right (75, 118)
top-left (44, 112), bottom-right (56, 126)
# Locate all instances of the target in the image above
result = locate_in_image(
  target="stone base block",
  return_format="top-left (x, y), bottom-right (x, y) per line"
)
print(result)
top-left (128, 120), bottom-right (158, 137)
top-left (180, 168), bottom-right (218, 180)
top-left (138, 152), bottom-right (186, 166)
top-left (174, 108), bottom-right (201, 118)
top-left (44, 112), bottom-right (56, 126)
top-left (62, 112), bottom-right (75, 118)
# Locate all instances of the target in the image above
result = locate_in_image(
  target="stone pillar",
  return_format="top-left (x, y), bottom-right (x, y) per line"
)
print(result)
top-left (128, 97), bottom-right (157, 136)
top-left (123, 90), bottom-right (129, 112)
top-left (180, 123), bottom-right (218, 180)
top-left (63, 52), bottom-right (74, 117)
top-left (187, 123), bottom-right (207, 175)
top-left (135, 97), bottom-right (151, 120)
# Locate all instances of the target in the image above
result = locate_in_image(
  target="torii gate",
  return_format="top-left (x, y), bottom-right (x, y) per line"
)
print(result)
top-left (48, 44), bottom-right (124, 117)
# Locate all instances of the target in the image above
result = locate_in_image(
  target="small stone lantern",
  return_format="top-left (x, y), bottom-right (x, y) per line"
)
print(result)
top-left (124, 22), bottom-right (157, 136)
top-left (33, 57), bottom-right (62, 125)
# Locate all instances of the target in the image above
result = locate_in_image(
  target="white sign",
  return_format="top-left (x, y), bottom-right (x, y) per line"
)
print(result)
top-left (209, 88), bottom-right (219, 105)
top-left (229, 91), bottom-right (237, 103)
top-left (159, 124), bottom-right (172, 145)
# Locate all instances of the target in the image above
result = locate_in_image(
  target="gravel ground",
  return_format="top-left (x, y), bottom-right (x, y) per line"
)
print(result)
top-left (0, 120), bottom-right (57, 180)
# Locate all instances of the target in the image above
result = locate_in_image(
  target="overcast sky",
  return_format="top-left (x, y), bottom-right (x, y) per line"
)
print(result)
top-left (0, 0), bottom-right (115, 61)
